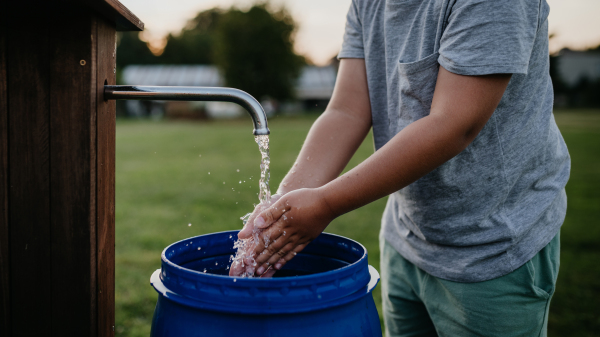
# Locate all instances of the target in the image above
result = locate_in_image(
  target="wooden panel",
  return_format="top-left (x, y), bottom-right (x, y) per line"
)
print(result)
top-left (2, 1), bottom-right (142, 32)
top-left (49, 12), bottom-right (97, 336)
top-left (84, 0), bottom-right (144, 31)
top-left (0, 27), bottom-right (10, 337)
top-left (7, 26), bottom-right (53, 336)
top-left (96, 16), bottom-right (117, 337)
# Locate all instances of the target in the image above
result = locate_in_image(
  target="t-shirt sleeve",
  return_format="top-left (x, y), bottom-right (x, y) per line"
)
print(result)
top-left (438, 0), bottom-right (541, 76)
top-left (338, 0), bottom-right (365, 59)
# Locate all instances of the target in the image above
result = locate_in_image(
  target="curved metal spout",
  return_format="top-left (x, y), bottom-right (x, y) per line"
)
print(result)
top-left (104, 85), bottom-right (270, 135)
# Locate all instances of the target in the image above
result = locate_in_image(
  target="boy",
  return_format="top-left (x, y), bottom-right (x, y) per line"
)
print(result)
top-left (234, 0), bottom-right (570, 335)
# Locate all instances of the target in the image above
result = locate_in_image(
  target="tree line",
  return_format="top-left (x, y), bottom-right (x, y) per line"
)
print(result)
top-left (117, 4), bottom-right (305, 102)
top-left (550, 45), bottom-right (600, 108)
top-left (118, 6), bottom-right (600, 109)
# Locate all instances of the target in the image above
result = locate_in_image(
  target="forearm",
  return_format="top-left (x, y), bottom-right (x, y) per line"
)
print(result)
top-left (319, 112), bottom-right (470, 216)
top-left (319, 67), bottom-right (511, 217)
top-left (277, 59), bottom-right (373, 196)
top-left (277, 108), bottom-right (371, 195)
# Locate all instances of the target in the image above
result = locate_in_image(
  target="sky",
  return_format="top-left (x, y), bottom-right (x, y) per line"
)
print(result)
top-left (120, 0), bottom-right (600, 66)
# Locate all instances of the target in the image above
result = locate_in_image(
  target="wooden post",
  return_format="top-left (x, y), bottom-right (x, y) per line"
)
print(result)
top-left (0, 1), bottom-right (142, 336)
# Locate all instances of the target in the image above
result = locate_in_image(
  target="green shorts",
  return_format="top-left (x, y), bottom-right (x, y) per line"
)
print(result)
top-left (380, 232), bottom-right (560, 337)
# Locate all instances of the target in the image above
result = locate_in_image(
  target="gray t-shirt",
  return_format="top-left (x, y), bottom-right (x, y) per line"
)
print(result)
top-left (339, 0), bottom-right (570, 282)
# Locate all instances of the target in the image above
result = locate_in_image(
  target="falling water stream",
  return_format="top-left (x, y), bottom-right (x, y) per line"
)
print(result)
top-left (255, 135), bottom-right (272, 204)
top-left (230, 135), bottom-right (272, 277)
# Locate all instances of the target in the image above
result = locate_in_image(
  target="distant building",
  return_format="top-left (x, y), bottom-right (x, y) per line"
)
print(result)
top-left (120, 65), bottom-right (337, 118)
top-left (556, 48), bottom-right (600, 87)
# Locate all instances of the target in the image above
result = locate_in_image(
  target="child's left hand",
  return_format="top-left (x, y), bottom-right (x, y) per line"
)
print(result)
top-left (239, 187), bottom-right (336, 276)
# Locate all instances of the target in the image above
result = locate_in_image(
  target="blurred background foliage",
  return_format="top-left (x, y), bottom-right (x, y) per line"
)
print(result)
top-left (213, 5), bottom-right (304, 101)
top-left (159, 9), bottom-right (221, 65)
top-left (117, 4), bottom-right (304, 101)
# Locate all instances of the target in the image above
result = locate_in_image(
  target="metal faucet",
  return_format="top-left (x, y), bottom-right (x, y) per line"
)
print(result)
top-left (104, 85), bottom-right (270, 135)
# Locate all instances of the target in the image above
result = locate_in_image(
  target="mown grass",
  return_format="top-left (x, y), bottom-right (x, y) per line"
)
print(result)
top-left (549, 110), bottom-right (600, 337)
top-left (115, 110), bottom-right (599, 336)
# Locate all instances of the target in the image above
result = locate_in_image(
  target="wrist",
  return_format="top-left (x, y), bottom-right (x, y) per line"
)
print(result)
top-left (315, 185), bottom-right (342, 220)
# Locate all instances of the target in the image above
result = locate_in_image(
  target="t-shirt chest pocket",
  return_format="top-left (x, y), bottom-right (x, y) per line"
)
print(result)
top-left (395, 52), bottom-right (440, 132)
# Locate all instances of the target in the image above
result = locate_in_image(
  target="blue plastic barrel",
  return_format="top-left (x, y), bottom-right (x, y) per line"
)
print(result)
top-left (150, 230), bottom-right (381, 337)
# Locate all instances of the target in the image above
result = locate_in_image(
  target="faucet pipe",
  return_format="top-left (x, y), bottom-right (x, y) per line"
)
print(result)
top-left (104, 85), bottom-right (270, 135)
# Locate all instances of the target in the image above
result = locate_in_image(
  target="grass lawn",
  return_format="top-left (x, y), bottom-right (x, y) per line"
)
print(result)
top-left (115, 110), bottom-right (600, 336)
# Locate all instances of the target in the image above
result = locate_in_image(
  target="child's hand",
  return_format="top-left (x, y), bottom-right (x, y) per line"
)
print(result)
top-left (237, 194), bottom-right (282, 240)
top-left (249, 188), bottom-right (336, 276)
top-left (229, 194), bottom-right (282, 277)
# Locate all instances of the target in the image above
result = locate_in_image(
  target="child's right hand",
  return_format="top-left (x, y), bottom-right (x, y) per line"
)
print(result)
top-left (246, 188), bottom-right (336, 276)
top-left (237, 194), bottom-right (282, 239)
top-left (229, 194), bottom-right (282, 277)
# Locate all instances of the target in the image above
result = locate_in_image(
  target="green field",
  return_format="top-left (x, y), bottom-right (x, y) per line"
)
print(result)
top-left (115, 110), bottom-right (600, 336)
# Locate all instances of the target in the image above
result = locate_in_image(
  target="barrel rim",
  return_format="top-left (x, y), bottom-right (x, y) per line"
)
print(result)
top-left (150, 265), bottom-right (380, 314)
top-left (158, 231), bottom-right (372, 307)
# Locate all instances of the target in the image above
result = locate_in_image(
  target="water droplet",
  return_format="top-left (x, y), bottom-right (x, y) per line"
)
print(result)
top-left (233, 279), bottom-right (237, 282)
top-left (188, 223), bottom-right (192, 227)
top-left (307, 156), bottom-right (311, 161)
top-left (203, 269), bottom-right (207, 273)
top-left (239, 181), bottom-right (242, 184)
top-left (208, 172), bottom-right (210, 175)
top-left (199, 154), bottom-right (201, 157)
top-left (236, 169), bottom-right (240, 172)
top-left (215, 262), bottom-right (218, 265)
top-left (197, 247), bottom-right (201, 250)
top-left (223, 182), bottom-right (225, 184)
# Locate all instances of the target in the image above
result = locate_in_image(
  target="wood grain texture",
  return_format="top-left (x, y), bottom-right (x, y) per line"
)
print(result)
top-left (0, 27), bottom-right (10, 337)
top-left (49, 12), bottom-right (97, 336)
top-left (96, 16), bottom-right (117, 337)
top-left (7, 26), bottom-right (53, 336)
top-left (4, 5), bottom-right (125, 335)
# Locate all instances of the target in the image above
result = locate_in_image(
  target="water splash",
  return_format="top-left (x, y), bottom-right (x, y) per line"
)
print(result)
top-left (230, 135), bottom-right (272, 278)
top-left (255, 135), bottom-right (271, 204)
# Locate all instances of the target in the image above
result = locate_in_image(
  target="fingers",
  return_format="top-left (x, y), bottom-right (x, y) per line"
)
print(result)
top-left (253, 226), bottom-right (286, 264)
top-left (238, 194), bottom-right (282, 240)
top-left (255, 243), bottom-right (306, 276)
top-left (264, 241), bottom-right (296, 268)
top-left (229, 259), bottom-right (245, 276)
top-left (238, 204), bottom-right (267, 239)
top-left (255, 239), bottom-right (294, 270)
top-left (255, 199), bottom-right (290, 229)
top-left (237, 223), bottom-right (254, 240)
top-left (259, 268), bottom-right (276, 278)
